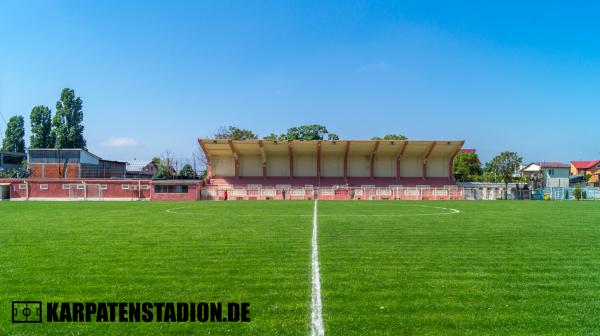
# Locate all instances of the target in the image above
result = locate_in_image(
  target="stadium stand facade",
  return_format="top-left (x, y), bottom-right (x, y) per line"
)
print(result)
top-left (198, 139), bottom-right (465, 200)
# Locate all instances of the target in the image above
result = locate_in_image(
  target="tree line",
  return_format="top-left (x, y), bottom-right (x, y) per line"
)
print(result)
top-left (453, 150), bottom-right (524, 198)
top-left (212, 125), bottom-right (406, 141)
top-left (1, 88), bottom-right (87, 153)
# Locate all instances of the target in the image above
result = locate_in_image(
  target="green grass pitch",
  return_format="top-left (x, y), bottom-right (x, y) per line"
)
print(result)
top-left (1, 200), bottom-right (600, 335)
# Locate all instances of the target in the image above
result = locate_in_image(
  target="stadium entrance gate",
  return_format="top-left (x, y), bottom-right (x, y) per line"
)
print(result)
top-left (68, 183), bottom-right (85, 199)
top-left (85, 184), bottom-right (104, 200)
top-left (67, 183), bottom-right (104, 200)
top-left (0, 183), bottom-right (9, 200)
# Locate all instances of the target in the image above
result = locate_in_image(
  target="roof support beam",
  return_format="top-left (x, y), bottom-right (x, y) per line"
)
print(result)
top-left (448, 141), bottom-right (464, 181)
top-left (343, 141), bottom-right (350, 179)
top-left (396, 141), bottom-right (409, 180)
top-left (369, 141), bottom-right (380, 179)
top-left (228, 140), bottom-right (239, 178)
top-left (258, 140), bottom-right (267, 178)
top-left (288, 142), bottom-right (294, 178)
top-left (316, 141), bottom-right (322, 179)
top-left (198, 139), bottom-right (212, 179)
top-left (422, 141), bottom-right (437, 179)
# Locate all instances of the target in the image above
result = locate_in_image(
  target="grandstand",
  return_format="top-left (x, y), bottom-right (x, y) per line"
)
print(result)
top-left (198, 139), bottom-right (465, 200)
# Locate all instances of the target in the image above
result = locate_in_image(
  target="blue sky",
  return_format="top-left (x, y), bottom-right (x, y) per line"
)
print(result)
top-left (1, 1), bottom-right (599, 163)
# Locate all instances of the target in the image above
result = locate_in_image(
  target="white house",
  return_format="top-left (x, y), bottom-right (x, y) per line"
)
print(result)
top-left (520, 162), bottom-right (570, 189)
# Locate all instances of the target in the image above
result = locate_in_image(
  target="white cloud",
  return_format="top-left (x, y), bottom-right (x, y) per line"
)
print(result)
top-left (102, 137), bottom-right (138, 147)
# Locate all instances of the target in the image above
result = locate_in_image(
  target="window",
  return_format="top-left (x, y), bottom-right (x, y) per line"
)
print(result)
top-left (548, 169), bottom-right (554, 176)
top-left (27, 149), bottom-right (81, 164)
top-left (100, 184), bottom-right (108, 190)
top-left (40, 184), bottom-right (48, 190)
top-left (597, 164), bottom-right (600, 168)
top-left (19, 184), bottom-right (27, 190)
top-left (63, 184), bottom-right (71, 190)
top-left (141, 185), bottom-right (150, 190)
top-left (154, 185), bottom-right (189, 193)
top-left (77, 184), bottom-right (85, 190)
top-left (3, 155), bottom-right (23, 164)
top-left (122, 184), bottom-right (129, 190)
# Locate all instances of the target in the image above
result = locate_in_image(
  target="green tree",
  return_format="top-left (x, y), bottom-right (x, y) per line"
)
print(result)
top-left (151, 157), bottom-right (162, 166)
top-left (281, 124), bottom-right (333, 140)
top-left (229, 127), bottom-right (257, 140)
top-left (179, 164), bottom-right (196, 179)
top-left (2, 115), bottom-right (25, 152)
top-left (52, 88), bottom-right (86, 149)
top-left (327, 133), bottom-right (339, 140)
top-left (214, 126), bottom-right (258, 140)
top-left (153, 165), bottom-right (170, 179)
top-left (453, 151), bottom-right (482, 181)
top-left (485, 151), bottom-right (523, 199)
top-left (372, 134), bottom-right (407, 140)
top-left (30, 105), bottom-right (54, 148)
top-left (263, 133), bottom-right (281, 141)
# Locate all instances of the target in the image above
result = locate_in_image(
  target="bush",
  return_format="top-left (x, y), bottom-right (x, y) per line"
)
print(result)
top-left (179, 164), bottom-right (196, 179)
top-left (153, 165), bottom-right (170, 179)
top-left (574, 184), bottom-right (582, 200)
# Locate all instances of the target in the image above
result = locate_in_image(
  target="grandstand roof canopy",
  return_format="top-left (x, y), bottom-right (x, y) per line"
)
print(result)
top-left (198, 139), bottom-right (464, 158)
top-left (199, 139), bottom-right (464, 182)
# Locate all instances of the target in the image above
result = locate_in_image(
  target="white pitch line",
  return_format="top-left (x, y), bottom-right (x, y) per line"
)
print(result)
top-left (311, 200), bottom-right (325, 336)
top-left (165, 205), bottom-right (460, 217)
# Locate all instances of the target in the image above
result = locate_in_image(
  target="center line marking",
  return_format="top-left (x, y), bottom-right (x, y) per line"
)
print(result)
top-left (311, 200), bottom-right (325, 336)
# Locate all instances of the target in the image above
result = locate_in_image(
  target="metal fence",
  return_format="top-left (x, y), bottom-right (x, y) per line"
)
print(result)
top-left (200, 185), bottom-right (466, 201)
top-left (532, 187), bottom-right (600, 200)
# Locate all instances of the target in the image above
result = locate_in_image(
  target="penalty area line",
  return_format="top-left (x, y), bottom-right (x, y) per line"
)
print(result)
top-left (311, 200), bottom-right (325, 336)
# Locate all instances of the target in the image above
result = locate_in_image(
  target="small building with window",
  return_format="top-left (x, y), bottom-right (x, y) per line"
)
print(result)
top-left (0, 178), bottom-right (201, 201)
top-left (152, 180), bottom-right (200, 200)
top-left (520, 162), bottom-right (570, 189)
top-left (27, 148), bottom-right (126, 179)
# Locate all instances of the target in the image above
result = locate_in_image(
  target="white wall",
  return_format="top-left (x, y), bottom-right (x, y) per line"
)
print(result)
top-left (399, 156), bottom-right (422, 177)
top-left (267, 155), bottom-right (289, 177)
top-left (239, 155), bottom-right (261, 176)
top-left (211, 156), bottom-right (234, 176)
top-left (295, 154), bottom-right (316, 177)
top-left (348, 154), bottom-right (369, 177)
top-left (321, 154), bottom-right (343, 177)
top-left (374, 155), bottom-right (395, 177)
top-left (426, 157), bottom-right (448, 177)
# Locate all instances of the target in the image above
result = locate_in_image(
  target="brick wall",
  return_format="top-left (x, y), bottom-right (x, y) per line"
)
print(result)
top-left (2, 179), bottom-right (201, 201)
top-left (151, 183), bottom-right (200, 201)
top-left (29, 163), bottom-right (81, 179)
top-left (7, 180), bottom-right (153, 200)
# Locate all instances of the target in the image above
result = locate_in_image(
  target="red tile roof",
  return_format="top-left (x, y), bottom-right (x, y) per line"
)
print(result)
top-left (460, 149), bottom-right (476, 154)
top-left (571, 160), bottom-right (600, 169)
top-left (538, 162), bottom-right (570, 168)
